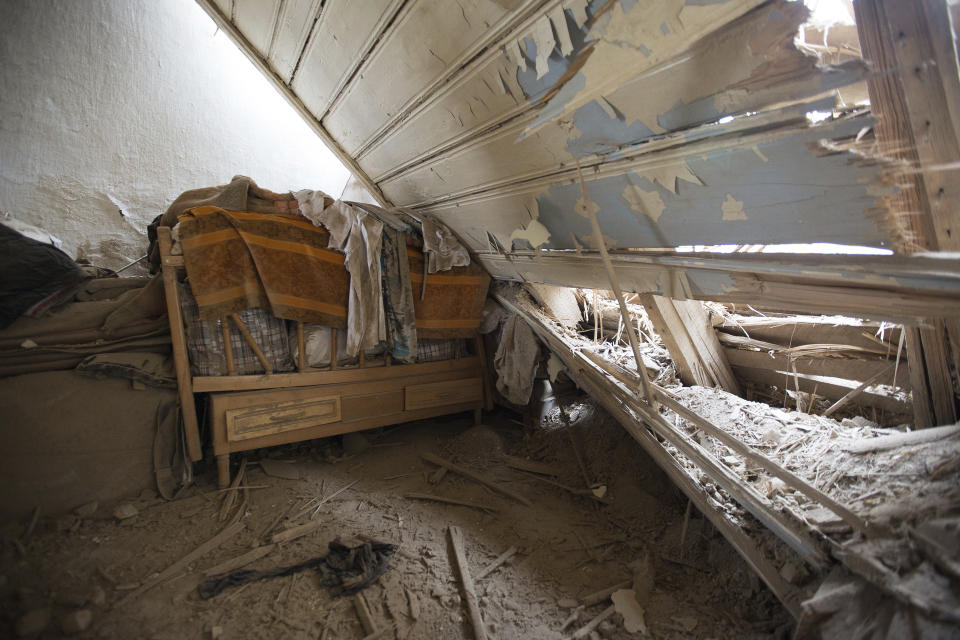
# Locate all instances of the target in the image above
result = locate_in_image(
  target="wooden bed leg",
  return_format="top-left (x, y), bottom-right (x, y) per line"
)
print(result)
top-left (217, 454), bottom-right (231, 489)
top-left (474, 408), bottom-right (483, 426)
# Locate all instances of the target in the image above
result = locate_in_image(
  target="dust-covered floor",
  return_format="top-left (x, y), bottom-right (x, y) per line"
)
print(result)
top-left (1, 399), bottom-right (791, 639)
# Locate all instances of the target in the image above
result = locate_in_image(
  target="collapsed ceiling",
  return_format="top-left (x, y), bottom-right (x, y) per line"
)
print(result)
top-left (198, 0), bottom-right (960, 324)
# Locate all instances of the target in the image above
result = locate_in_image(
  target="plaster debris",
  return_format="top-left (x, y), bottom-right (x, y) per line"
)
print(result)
top-left (547, 353), bottom-right (565, 382)
top-left (622, 184), bottom-right (666, 222)
top-left (611, 589), bottom-right (647, 634)
top-left (509, 219), bottom-right (551, 248)
top-left (721, 193), bottom-right (748, 221)
top-left (529, 15), bottom-right (556, 79)
top-left (550, 5), bottom-right (574, 56)
top-left (645, 162), bottom-right (704, 194)
top-left (564, 0), bottom-right (589, 28)
top-left (574, 196), bottom-right (600, 219)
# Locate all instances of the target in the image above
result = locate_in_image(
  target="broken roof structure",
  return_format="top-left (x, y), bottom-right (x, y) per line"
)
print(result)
top-left (196, 0), bottom-right (960, 633)
top-left (3, 0), bottom-right (960, 637)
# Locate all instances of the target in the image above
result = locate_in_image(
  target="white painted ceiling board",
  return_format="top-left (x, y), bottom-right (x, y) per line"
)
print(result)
top-left (269, 0), bottom-right (323, 83)
top-left (321, 0), bottom-right (515, 155)
top-left (233, 0), bottom-right (282, 56)
top-left (290, 0), bottom-right (402, 119)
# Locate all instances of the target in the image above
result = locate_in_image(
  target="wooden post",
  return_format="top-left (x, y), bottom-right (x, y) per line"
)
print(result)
top-left (157, 227), bottom-right (203, 462)
top-left (575, 163), bottom-right (657, 408)
top-left (856, 0), bottom-right (960, 426)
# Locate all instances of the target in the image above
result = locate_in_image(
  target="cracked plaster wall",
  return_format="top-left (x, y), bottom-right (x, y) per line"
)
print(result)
top-left (0, 0), bottom-right (350, 270)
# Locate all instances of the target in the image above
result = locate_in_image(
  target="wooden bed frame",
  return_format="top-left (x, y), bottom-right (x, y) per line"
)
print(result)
top-left (158, 227), bottom-right (492, 487)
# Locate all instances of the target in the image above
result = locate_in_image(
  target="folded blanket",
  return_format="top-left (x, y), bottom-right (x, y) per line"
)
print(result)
top-left (177, 206), bottom-right (349, 327)
top-left (148, 175), bottom-right (300, 270)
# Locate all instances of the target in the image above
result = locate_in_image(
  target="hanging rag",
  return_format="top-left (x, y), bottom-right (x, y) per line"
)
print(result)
top-left (381, 227), bottom-right (417, 363)
top-left (296, 191), bottom-right (386, 357)
top-left (481, 300), bottom-right (540, 405)
top-left (418, 212), bottom-right (471, 274)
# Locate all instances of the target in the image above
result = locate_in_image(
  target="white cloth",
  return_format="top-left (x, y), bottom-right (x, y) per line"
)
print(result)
top-left (420, 212), bottom-right (470, 274)
top-left (295, 190), bottom-right (385, 357)
top-left (481, 300), bottom-right (539, 405)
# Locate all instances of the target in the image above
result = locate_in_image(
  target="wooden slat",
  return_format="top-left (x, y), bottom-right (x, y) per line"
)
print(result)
top-left (480, 252), bottom-right (960, 323)
top-left (194, 0), bottom-right (392, 206)
top-left (731, 365), bottom-right (911, 416)
top-left (268, 0), bottom-right (322, 82)
top-left (233, 0), bottom-right (282, 56)
top-left (323, 0), bottom-right (513, 154)
top-left (193, 356), bottom-right (480, 392)
top-left (723, 347), bottom-right (901, 387)
top-left (716, 317), bottom-right (902, 353)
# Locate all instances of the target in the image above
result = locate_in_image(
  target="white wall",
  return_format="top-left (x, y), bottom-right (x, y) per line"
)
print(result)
top-left (0, 0), bottom-right (351, 269)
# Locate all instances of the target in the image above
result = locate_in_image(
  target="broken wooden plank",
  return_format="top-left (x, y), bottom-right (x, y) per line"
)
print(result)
top-left (495, 289), bottom-right (806, 619)
top-left (731, 365), bottom-right (910, 415)
top-left (842, 424), bottom-right (960, 454)
top-left (481, 251), bottom-right (960, 322)
top-left (724, 346), bottom-right (897, 386)
top-left (823, 365), bottom-right (896, 417)
top-left (502, 455), bottom-right (557, 476)
top-left (474, 546), bottom-right (518, 581)
top-left (117, 521), bottom-right (245, 606)
top-left (203, 544), bottom-right (275, 577)
top-left (421, 452), bottom-right (532, 507)
top-left (566, 604), bottom-right (616, 640)
top-left (642, 294), bottom-right (739, 393)
top-left (403, 493), bottom-right (498, 513)
top-left (448, 525), bottom-right (487, 640)
top-left (271, 520), bottom-right (323, 544)
top-left (354, 592), bottom-right (378, 635)
top-left (579, 580), bottom-right (632, 607)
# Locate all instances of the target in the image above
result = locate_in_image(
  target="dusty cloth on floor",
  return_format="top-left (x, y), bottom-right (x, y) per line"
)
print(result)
top-left (179, 282), bottom-right (294, 376)
top-left (197, 538), bottom-right (395, 600)
top-left (148, 175), bottom-right (300, 270)
top-left (295, 190), bottom-right (386, 357)
top-left (419, 212), bottom-right (471, 274)
top-left (407, 248), bottom-right (490, 338)
top-left (0, 223), bottom-right (90, 328)
top-left (177, 205), bottom-right (349, 327)
top-left (381, 227), bottom-right (417, 363)
top-left (481, 300), bottom-right (540, 405)
top-left (76, 352), bottom-right (176, 388)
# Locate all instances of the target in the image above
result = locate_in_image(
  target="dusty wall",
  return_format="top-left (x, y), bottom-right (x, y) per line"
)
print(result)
top-left (0, 0), bottom-right (351, 270)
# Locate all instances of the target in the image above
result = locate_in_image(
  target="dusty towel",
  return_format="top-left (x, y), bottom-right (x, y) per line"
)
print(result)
top-left (295, 191), bottom-right (386, 357)
top-left (177, 205), bottom-right (349, 326)
top-left (149, 175), bottom-right (300, 270)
